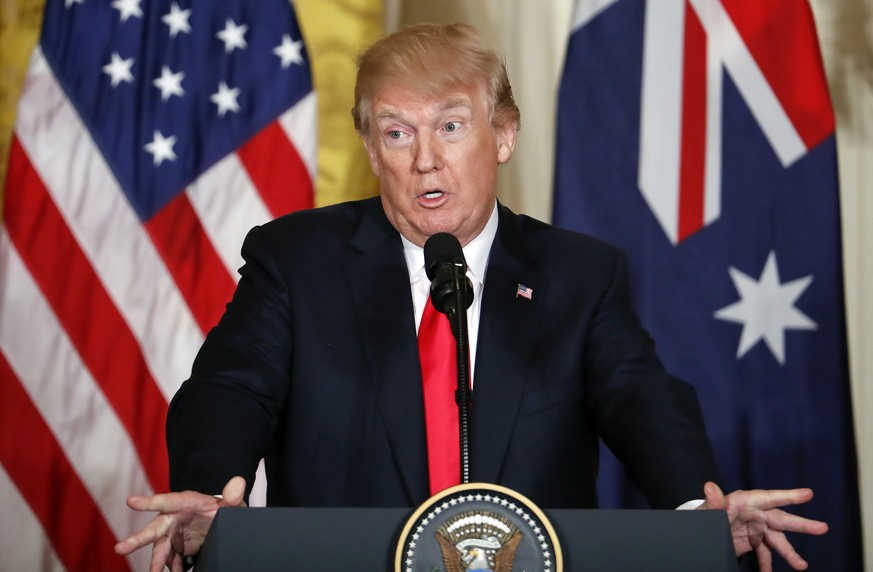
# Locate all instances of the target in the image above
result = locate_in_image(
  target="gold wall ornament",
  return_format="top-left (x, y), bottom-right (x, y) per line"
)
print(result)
top-left (295, 0), bottom-right (382, 207)
top-left (0, 0), bottom-right (45, 214)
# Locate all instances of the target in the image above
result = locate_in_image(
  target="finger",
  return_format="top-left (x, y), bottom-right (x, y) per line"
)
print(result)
top-left (755, 541), bottom-right (774, 572)
top-left (763, 529), bottom-right (809, 571)
top-left (114, 514), bottom-right (174, 555)
top-left (114, 538), bottom-right (134, 556)
top-left (700, 481), bottom-right (726, 510)
top-left (764, 508), bottom-right (829, 536)
top-left (150, 536), bottom-right (173, 572)
top-left (126, 491), bottom-right (182, 513)
top-left (125, 495), bottom-right (146, 509)
top-left (169, 550), bottom-right (185, 572)
top-left (221, 476), bottom-right (247, 507)
top-left (737, 488), bottom-right (815, 512)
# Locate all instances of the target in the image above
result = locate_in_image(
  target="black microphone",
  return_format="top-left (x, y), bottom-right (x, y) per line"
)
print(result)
top-left (423, 233), bottom-right (474, 315)
top-left (423, 232), bottom-right (474, 485)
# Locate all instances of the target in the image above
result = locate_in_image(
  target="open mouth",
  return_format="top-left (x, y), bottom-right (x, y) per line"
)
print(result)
top-left (422, 190), bottom-right (444, 199)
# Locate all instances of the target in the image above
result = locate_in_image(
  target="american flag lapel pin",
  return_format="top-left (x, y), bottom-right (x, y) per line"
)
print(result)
top-left (516, 283), bottom-right (533, 300)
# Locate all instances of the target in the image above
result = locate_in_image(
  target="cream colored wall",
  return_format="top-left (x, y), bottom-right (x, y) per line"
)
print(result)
top-left (811, 0), bottom-right (873, 568)
top-left (389, 0), bottom-right (872, 567)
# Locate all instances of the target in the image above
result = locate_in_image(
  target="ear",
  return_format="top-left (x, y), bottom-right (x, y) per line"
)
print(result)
top-left (361, 135), bottom-right (380, 177)
top-left (494, 121), bottom-right (518, 164)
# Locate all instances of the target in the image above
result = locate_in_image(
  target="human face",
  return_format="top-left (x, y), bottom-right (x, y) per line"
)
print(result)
top-left (362, 83), bottom-right (517, 247)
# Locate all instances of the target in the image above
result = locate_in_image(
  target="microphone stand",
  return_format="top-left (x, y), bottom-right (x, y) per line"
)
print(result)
top-left (424, 232), bottom-right (474, 488)
top-left (447, 274), bottom-right (472, 485)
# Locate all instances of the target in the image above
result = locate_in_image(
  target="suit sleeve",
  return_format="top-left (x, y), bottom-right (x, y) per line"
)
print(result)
top-left (584, 248), bottom-right (719, 508)
top-left (166, 223), bottom-right (293, 498)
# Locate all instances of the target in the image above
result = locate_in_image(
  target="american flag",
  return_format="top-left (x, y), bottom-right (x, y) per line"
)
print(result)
top-left (554, 0), bottom-right (861, 569)
top-left (0, 0), bottom-right (315, 569)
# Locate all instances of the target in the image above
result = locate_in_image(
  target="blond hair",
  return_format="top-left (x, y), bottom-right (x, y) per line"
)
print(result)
top-left (352, 23), bottom-right (520, 135)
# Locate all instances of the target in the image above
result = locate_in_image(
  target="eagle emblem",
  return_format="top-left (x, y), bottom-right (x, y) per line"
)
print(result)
top-left (395, 483), bottom-right (562, 572)
top-left (435, 511), bottom-right (522, 572)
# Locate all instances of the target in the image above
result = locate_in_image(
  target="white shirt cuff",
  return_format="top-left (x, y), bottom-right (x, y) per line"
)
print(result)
top-left (676, 498), bottom-right (705, 510)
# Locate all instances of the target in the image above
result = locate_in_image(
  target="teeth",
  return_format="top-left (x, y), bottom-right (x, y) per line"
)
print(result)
top-left (423, 191), bottom-right (443, 199)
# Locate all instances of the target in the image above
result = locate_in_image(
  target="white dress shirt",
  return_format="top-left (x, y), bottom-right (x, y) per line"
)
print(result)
top-left (400, 201), bottom-right (499, 385)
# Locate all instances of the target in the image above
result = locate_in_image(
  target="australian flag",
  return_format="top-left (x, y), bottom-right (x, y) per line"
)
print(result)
top-left (553, 1), bottom-right (862, 569)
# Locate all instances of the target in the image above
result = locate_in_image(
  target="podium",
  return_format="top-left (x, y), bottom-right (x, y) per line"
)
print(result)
top-left (196, 506), bottom-right (737, 571)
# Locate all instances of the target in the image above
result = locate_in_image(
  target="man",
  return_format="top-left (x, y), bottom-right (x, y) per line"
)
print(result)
top-left (115, 23), bottom-right (826, 571)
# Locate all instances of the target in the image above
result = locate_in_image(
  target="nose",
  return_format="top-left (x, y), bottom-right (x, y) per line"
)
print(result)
top-left (413, 131), bottom-right (443, 173)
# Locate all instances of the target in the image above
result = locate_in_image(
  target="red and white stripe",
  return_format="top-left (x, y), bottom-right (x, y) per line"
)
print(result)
top-left (634, 0), bottom-right (831, 244)
top-left (0, 45), bottom-right (315, 570)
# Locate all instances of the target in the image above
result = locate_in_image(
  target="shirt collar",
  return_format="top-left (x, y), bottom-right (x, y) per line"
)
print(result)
top-left (401, 201), bottom-right (499, 286)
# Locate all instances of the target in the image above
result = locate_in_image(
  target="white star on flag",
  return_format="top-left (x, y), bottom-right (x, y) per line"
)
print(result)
top-left (102, 52), bottom-right (135, 87)
top-left (152, 66), bottom-right (185, 101)
top-left (111, 0), bottom-right (143, 22)
top-left (162, 3), bottom-right (192, 38)
top-left (273, 34), bottom-right (304, 68)
top-left (65, 0), bottom-right (83, 8)
top-left (714, 251), bottom-right (817, 364)
top-left (216, 19), bottom-right (248, 53)
top-left (210, 81), bottom-right (241, 116)
top-left (144, 130), bottom-right (177, 165)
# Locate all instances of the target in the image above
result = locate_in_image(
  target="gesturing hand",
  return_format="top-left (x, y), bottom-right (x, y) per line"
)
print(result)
top-left (699, 481), bottom-right (828, 572)
top-left (114, 476), bottom-right (247, 572)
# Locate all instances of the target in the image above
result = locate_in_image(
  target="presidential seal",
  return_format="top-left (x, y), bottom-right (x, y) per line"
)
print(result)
top-left (395, 483), bottom-right (562, 572)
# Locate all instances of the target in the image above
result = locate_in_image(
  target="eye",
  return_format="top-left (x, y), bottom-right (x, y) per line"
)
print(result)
top-left (388, 130), bottom-right (403, 139)
top-left (444, 121), bottom-right (461, 133)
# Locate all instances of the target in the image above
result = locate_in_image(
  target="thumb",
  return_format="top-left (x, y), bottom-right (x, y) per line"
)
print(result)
top-left (701, 481), bottom-right (726, 510)
top-left (221, 476), bottom-right (247, 507)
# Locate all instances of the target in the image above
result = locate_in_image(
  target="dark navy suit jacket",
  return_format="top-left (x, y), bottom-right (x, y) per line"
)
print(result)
top-left (167, 197), bottom-right (718, 509)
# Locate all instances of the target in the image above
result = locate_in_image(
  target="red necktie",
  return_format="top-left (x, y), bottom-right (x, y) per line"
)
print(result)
top-left (418, 296), bottom-right (460, 495)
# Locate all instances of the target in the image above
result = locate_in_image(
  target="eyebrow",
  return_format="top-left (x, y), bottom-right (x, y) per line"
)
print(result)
top-left (374, 97), bottom-right (473, 123)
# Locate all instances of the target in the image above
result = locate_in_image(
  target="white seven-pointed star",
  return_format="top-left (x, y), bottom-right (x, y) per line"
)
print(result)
top-left (112, 0), bottom-right (143, 22)
top-left (153, 66), bottom-right (185, 101)
top-left (144, 131), bottom-right (177, 165)
top-left (210, 81), bottom-right (241, 116)
top-left (102, 52), bottom-right (135, 87)
top-left (216, 19), bottom-right (248, 53)
top-left (714, 251), bottom-right (817, 365)
top-left (273, 34), bottom-right (304, 68)
top-left (162, 3), bottom-right (192, 37)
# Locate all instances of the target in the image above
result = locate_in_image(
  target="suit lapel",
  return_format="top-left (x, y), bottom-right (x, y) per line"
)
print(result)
top-left (345, 200), bottom-right (429, 503)
top-left (343, 200), bottom-right (541, 496)
top-left (471, 204), bottom-right (542, 484)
